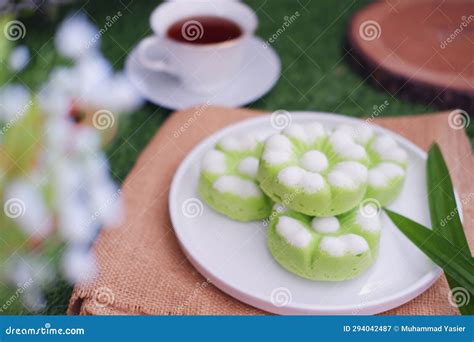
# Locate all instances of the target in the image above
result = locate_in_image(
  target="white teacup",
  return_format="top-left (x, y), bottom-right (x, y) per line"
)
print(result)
top-left (138, 1), bottom-right (258, 94)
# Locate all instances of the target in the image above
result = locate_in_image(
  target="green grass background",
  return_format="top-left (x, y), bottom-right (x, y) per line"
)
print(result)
top-left (3, 0), bottom-right (472, 315)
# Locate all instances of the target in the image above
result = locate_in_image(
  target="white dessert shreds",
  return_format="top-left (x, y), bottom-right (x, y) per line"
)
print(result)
top-left (278, 166), bottom-right (325, 193)
top-left (333, 161), bottom-right (368, 183)
top-left (327, 162), bottom-right (368, 189)
top-left (371, 135), bottom-right (408, 164)
top-left (276, 216), bottom-right (313, 248)
top-left (278, 166), bottom-right (306, 188)
top-left (319, 234), bottom-right (369, 257)
top-left (219, 134), bottom-right (257, 152)
top-left (368, 162), bottom-right (405, 188)
top-left (265, 134), bottom-right (293, 151)
top-left (300, 150), bottom-right (329, 173)
top-left (238, 156), bottom-right (259, 179)
top-left (381, 147), bottom-right (408, 164)
top-left (213, 175), bottom-right (262, 198)
top-left (311, 216), bottom-right (340, 233)
top-left (335, 125), bottom-right (374, 145)
top-left (262, 134), bottom-right (294, 165)
top-left (202, 150), bottom-right (227, 174)
top-left (283, 122), bottom-right (326, 145)
top-left (328, 170), bottom-right (355, 189)
top-left (263, 150), bottom-right (293, 165)
top-left (329, 131), bottom-right (367, 160)
top-left (372, 135), bottom-right (396, 153)
top-left (300, 171), bottom-right (326, 193)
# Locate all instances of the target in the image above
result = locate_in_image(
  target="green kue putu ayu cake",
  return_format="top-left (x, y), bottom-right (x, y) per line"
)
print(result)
top-left (257, 122), bottom-right (408, 217)
top-left (257, 122), bottom-right (369, 216)
top-left (267, 202), bottom-right (381, 281)
top-left (331, 125), bottom-right (408, 206)
top-left (198, 132), bottom-right (273, 221)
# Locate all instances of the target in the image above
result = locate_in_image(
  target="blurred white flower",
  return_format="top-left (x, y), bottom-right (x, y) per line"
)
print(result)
top-left (38, 84), bottom-right (71, 118)
top-left (44, 117), bottom-right (71, 148)
top-left (4, 180), bottom-right (53, 237)
top-left (22, 288), bottom-right (46, 311)
top-left (49, 66), bottom-right (78, 92)
top-left (52, 159), bottom-right (82, 200)
top-left (9, 45), bottom-right (30, 72)
top-left (55, 13), bottom-right (99, 59)
top-left (62, 247), bottom-right (97, 284)
top-left (100, 72), bottom-right (144, 113)
top-left (6, 256), bottom-right (55, 311)
top-left (59, 199), bottom-right (99, 244)
top-left (76, 53), bottom-right (112, 93)
top-left (90, 181), bottom-right (123, 227)
top-left (72, 126), bottom-right (101, 154)
top-left (1, 11), bottom-right (143, 304)
top-left (38, 54), bottom-right (142, 118)
top-left (0, 84), bottom-right (31, 122)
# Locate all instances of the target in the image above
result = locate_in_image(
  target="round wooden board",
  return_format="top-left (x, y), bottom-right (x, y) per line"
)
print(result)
top-left (346, 0), bottom-right (473, 113)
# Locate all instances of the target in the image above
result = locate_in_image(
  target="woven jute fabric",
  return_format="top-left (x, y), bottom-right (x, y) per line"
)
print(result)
top-left (68, 107), bottom-right (473, 315)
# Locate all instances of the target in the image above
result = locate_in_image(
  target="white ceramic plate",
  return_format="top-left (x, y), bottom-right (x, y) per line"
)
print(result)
top-left (169, 112), bottom-right (445, 315)
top-left (125, 36), bottom-right (280, 110)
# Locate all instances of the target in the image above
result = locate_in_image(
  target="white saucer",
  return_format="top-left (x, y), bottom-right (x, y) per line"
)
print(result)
top-left (169, 112), bottom-right (446, 315)
top-left (125, 36), bottom-right (280, 110)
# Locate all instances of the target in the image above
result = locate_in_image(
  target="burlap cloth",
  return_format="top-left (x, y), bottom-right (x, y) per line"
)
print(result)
top-left (68, 106), bottom-right (473, 315)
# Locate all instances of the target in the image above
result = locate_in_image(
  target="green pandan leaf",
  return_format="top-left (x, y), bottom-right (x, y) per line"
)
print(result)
top-left (427, 143), bottom-right (473, 314)
top-left (385, 209), bottom-right (474, 294)
top-left (427, 143), bottom-right (470, 255)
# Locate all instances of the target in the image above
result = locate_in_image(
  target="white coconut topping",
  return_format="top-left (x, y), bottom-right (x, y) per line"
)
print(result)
top-left (278, 166), bottom-right (325, 193)
top-left (254, 130), bottom-right (274, 142)
top-left (283, 122), bottom-right (326, 145)
top-left (335, 125), bottom-right (374, 145)
top-left (311, 216), bottom-right (340, 233)
top-left (327, 161), bottom-right (368, 189)
top-left (372, 135), bottom-right (396, 152)
top-left (213, 175), bottom-right (262, 198)
top-left (238, 156), bottom-right (259, 179)
top-left (262, 150), bottom-right (293, 165)
top-left (381, 147), bottom-right (408, 164)
top-left (276, 216), bottom-right (313, 248)
top-left (319, 234), bottom-right (369, 257)
top-left (368, 162), bottom-right (405, 188)
top-left (300, 150), bottom-right (328, 173)
top-left (329, 130), bottom-right (367, 160)
top-left (265, 134), bottom-right (293, 151)
top-left (262, 134), bottom-right (294, 165)
top-left (202, 150), bottom-right (227, 174)
top-left (218, 134), bottom-right (257, 152)
top-left (356, 205), bottom-right (381, 232)
top-left (278, 166), bottom-right (305, 187)
top-left (372, 136), bottom-right (408, 164)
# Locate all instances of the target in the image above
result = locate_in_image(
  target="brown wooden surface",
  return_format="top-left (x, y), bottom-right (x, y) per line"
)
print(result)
top-left (346, 0), bottom-right (474, 113)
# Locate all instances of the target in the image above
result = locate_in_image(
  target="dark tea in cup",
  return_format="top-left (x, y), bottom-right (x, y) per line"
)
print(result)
top-left (167, 16), bottom-right (242, 45)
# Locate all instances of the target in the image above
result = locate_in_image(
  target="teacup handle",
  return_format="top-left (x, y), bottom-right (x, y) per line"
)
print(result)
top-left (137, 36), bottom-right (178, 75)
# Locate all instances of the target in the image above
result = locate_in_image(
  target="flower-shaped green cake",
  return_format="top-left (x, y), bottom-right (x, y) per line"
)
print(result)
top-left (198, 132), bottom-right (273, 221)
top-left (257, 122), bottom-right (370, 216)
top-left (333, 125), bottom-right (408, 206)
top-left (268, 203), bottom-right (381, 281)
top-left (257, 122), bottom-right (408, 216)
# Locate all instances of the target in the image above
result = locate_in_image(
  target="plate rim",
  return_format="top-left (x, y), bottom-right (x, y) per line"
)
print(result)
top-left (169, 111), bottom-right (446, 315)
